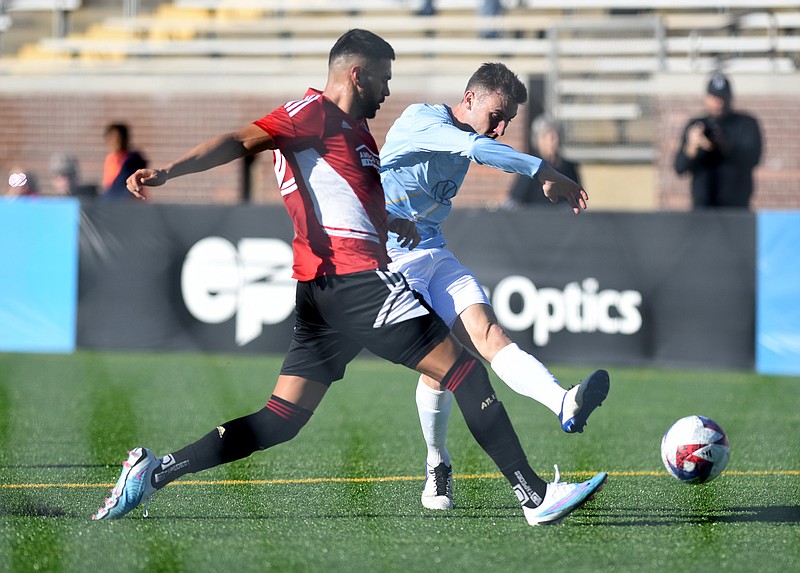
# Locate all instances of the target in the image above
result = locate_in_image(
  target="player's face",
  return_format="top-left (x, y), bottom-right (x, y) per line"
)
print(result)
top-left (354, 59), bottom-right (392, 119)
top-left (466, 90), bottom-right (518, 139)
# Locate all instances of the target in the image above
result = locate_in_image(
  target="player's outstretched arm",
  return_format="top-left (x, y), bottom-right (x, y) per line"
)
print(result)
top-left (126, 123), bottom-right (275, 200)
top-left (537, 162), bottom-right (588, 215)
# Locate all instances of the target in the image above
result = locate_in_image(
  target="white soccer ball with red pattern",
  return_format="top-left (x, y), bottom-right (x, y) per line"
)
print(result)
top-left (660, 415), bottom-right (730, 484)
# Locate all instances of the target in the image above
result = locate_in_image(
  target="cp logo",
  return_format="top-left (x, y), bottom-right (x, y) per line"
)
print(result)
top-left (181, 237), bottom-right (295, 346)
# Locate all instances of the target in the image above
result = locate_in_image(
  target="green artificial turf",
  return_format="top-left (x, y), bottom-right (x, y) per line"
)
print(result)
top-left (1, 351), bottom-right (798, 572)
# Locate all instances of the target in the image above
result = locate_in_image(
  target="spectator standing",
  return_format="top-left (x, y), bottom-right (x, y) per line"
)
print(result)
top-left (101, 123), bottom-right (148, 200)
top-left (506, 114), bottom-right (581, 209)
top-left (673, 73), bottom-right (763, 209)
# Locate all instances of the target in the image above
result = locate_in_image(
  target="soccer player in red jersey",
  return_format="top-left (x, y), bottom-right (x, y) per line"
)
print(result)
top-left (92, 29), bottom-right (606, 526)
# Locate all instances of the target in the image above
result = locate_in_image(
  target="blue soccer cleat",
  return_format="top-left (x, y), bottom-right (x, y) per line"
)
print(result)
top-left (523, 465), bottom-right (607, 526)
top-left (559, 369), bottom-right (610, 433)
top-left (92, 447), bottom-right (158, 520)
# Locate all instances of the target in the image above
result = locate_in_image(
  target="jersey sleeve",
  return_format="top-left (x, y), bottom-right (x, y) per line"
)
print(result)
top-left (252, 96), bottom-right (325, 146)
top-left (409, 107), bottom-right (544, 178)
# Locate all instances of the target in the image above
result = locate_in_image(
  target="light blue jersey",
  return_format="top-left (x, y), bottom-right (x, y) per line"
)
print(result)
top-left (380, 103), bottom-right (544, 250)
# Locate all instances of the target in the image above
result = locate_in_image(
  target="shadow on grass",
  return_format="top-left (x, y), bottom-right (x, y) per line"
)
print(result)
top-left (3, 497), bottom-right (798, 525)
top-left (0, 464), bottom-right (111, 469)
top-left (584, 505), bottom-right (800, 525)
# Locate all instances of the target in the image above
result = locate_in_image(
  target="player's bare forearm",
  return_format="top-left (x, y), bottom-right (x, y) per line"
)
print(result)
top-left (126, 124), bottom-right (275, 200)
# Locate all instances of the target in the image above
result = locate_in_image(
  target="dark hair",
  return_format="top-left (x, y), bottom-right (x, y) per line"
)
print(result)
top-left (105, 123), bottom-right (130, 149)
top-left (328, 29), bottom-right (395, 66)
top-left (465, 62), bottom-right (528, 105)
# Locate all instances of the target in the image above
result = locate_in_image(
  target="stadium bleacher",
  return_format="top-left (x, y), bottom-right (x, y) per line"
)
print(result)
top-left (1, 0), bottom-right (798, 208)
top-left (3, 0), bottom-right (797, 163)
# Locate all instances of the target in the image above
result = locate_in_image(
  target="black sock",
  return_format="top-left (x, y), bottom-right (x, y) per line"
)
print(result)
top-left (443, 349), bottom-right (547, 508)
top-left (150, 396), bottom-right (312, 489)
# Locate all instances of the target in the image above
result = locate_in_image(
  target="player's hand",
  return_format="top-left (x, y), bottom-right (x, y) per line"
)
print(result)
top-left (389, 217), bottom-right (421, 250)
top-left (126, 168), bottom-right (167, 200)
top-left (539, 164), bottom-right (588, 215)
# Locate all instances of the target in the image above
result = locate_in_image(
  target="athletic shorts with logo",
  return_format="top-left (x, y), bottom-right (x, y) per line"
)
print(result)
top-left (387, 246), bottom-right (490, 328)
top-left (280, 269), bottom-right (451, 385)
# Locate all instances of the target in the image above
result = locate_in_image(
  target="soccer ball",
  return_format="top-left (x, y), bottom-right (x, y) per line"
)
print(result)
top-left (660, 415), bottom-right (730, 484)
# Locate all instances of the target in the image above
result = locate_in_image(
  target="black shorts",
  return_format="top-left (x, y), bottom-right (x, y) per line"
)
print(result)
top-left (280, 269), bottom-right (450, 385)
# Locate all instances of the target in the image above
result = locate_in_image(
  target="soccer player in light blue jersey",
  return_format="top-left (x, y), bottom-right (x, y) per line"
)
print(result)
top-left (380, 63), bottom-right (610, 510)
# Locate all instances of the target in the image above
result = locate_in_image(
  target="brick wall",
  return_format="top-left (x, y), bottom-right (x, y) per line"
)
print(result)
top-left (3, 90), bottom-right (798, 210)
top-left (656, 95), bottom-right (800, 211)
top-left (0, 91), bottom-right (521, 208)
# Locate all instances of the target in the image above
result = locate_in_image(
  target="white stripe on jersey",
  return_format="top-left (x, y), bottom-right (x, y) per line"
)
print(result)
top-left (293, 147), bottom-right (381, 243)
top-left (280, 177), bottom-right (298, 196)
top-left (274, 151), bottom-right (299, 195)
top-left (285, 95), bottom-right (320, 117)
top-left (373, 270), bottom-right (430, 327)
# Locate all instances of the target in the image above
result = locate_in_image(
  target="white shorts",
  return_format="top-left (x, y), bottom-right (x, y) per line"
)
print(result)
top-left (387, 247), bottom-right (490, 328)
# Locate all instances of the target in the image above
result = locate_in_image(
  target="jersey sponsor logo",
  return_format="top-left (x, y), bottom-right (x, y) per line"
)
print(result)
top-left (430, 180), bottom-right (459, 204)
top-left (491, 276), bottom-right (643, 346)
top-left (181, 237), bottom-right (296, 346)
top-left (341, 120), bottom-right (352, 130)
top-left (356, 144), bottom-right (380, 170)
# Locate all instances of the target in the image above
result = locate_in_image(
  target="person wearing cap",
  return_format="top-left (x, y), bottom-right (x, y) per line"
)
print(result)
top-left (674, 73), bottom-right (762, 209)
top-left (49, 153), bottom-right (97, 198)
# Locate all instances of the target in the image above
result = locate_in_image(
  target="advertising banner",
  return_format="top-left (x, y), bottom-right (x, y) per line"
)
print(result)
top-left (78, 203), bottom-right (297, 353)
top-left (442, 209), bottom-right (755, 370)
top-left (756, 211), bottom-right (800, 375)
top-left (0, 198), bottom-right (79, 353)
top-left (76, 204), bottom-right (756, 369)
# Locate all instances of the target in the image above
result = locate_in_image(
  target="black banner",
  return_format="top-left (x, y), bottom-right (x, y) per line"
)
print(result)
top-left (77, 204), bottom-right (755, 369)
top-left (442, 209), bottom-right (755, 370)
top-left (78, 203), bottom-right (297, 353)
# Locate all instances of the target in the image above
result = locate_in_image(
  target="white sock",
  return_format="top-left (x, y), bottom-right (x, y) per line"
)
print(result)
top-left (415, 377), bottom-right (453, 468)
top-left (490, 343), bottom-right (566, 416)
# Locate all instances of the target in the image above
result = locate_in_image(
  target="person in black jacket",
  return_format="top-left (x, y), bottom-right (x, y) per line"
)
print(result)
top-left (674, 73), bottom-right (762, 209)
top-left (505, 114), bottom-right (581, 209)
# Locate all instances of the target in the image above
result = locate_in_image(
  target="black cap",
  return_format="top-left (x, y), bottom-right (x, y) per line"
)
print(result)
top-left (707, 73), bottom-right (732, 99)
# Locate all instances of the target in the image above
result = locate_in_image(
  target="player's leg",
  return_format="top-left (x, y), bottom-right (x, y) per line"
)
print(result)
top-left (94, 280), bottom-right (358, 520)
top-left (92, 375), bottom-right (324, 520)
top-left (416, 340), bottom-right (608, 525)
top-left (415, 373), bottom-right (454, 509)
top-left (456, 303), bottom-right (565, 414)
top-left (387, 248), bottom-right (455, 507)
top-left (457, 303), bottom-right (610, 433)
top-left (433, 250), bottom-right (610, 433)
top-left (321, 269), bottom-right (606, 525)
top-left (144, 279), bottom-right (360, 490)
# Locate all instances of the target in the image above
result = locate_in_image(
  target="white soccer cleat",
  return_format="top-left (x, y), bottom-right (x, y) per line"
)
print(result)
top-left (523, 465), bottom-right (607, 526)
top-left (421, 462), bottom-right (454, 510)
top-left (560, 369), bottom-right (610, 433)
top-left (92, 447), bottom-right (159, 520)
